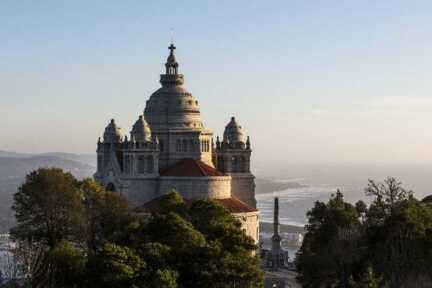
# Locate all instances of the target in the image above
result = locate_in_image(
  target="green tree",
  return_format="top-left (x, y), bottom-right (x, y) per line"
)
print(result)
top-left (365, 177), bottom-right (412, 216)
top-left (11, 168), bottom-right (83, 247)
top-left (79, 179), bottom-right (132, 254)
top-left (11, 168), bottom-right (84, 288)
top-left (297, 178), bottom-right (432, 288)
top-left (47, 240), bottom-right (86, 288)
top-left (91, 192), bottom-right (263, 288)
top-left (296, 190), bottom-right (364, 288)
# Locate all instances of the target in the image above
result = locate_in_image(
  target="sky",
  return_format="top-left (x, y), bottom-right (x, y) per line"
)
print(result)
top-left (0, 0), bottom-right (431, 165)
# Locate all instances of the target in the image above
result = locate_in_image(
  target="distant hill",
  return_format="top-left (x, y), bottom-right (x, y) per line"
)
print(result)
top-left (0, 155), bottom-right (95, 181)
top-left (38, 152), bottom-right (96, 167)
top-left (0, 150), bottom-right (32, 158)
top-left (0, 153), bottom-right (96, 233)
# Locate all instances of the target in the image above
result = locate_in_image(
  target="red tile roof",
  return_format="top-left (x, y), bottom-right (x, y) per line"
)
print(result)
top-left (214, 198), bottom-right (258, 213)
top-left (137, 196), bottom-right (257, 214)
top-left (160, 158), bottom-right (225, 177)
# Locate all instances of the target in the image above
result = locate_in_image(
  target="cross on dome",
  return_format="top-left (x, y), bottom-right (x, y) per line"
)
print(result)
top-left (165, 43), bottom-right (179, 75)
top-left (168, 43), bottom-right (176, 53)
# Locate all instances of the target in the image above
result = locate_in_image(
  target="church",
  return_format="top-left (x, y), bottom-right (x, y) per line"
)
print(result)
top-left (94, 44), bottom-right (259, 242)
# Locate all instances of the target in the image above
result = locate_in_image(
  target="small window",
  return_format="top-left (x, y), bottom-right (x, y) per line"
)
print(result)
top-left (146, 156), bottom-right (154, 173)
top-left (124, 155), bottom-right (130, 174)
top-left (176, 139), bottom-right (182, 152)
top-left (240, 156), bottom-right (247, 172)
top-left (201, 140), bottom-right (210, 152)
top-left (138, 156), bottom-right (145, 174)
top-left (106, 183), bottom-right (116, 192)
top-left (231, 156), bottom-right (238, 172)
top-left (218, 156), bottom-right (225, 172)
top-left (159, 140), bottom-right (164, 152)
top-left (182, 139), bottom-right (188, 152)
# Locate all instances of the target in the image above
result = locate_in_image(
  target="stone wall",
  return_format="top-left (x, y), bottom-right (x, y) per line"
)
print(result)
top-left (120, 177), bottom-right (159, 206)
top-left (233, 211), bottom-right (260, 244)
top-left (159, 175), bottom-right (231, 199)
top-left (230, 173), bottom-right (256, 208)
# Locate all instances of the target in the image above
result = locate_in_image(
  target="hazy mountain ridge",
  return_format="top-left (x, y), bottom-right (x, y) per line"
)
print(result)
top-left (0, 155), bottom-right (95, 180)
top-left (0, 153), bottom-right (96, 233)
top-left (0, 150), bottom-right (32, 158)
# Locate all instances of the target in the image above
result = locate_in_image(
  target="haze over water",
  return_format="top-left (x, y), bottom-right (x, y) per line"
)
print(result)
top-left (256, 163), bottom-right (432, 226)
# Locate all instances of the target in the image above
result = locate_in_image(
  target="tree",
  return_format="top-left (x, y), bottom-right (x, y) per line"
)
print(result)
top-left (11, 168), bottom-right (83, 247)
top-left (90, 192), bottom-right (264, 288)
top-left (365, 177), bottom-right (412, 216)
top-left (11, 168), bottom-right (84, 288)
top-left (47, 240), bottom-right (86, 288)
top-left (79, 179), bottom-right (132, 254)
top-left (296, 190), bottom-right (363, 287)
top-left (297, 178), bottom-right (432, 288)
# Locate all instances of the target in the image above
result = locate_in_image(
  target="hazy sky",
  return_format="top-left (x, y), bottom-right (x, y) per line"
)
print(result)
top-left (1, 0), bottom-right (431, 165)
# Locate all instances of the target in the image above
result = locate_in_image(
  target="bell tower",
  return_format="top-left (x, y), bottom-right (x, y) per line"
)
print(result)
top-left (215, 117), bottom-right (256, 207)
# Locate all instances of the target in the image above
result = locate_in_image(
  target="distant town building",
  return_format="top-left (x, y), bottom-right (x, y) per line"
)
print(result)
top-left (94, 44), bottom-right (259, 242)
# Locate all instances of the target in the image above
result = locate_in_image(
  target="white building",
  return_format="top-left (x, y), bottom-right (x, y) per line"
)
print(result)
top-left (94, 44), bottom-right (258, 242)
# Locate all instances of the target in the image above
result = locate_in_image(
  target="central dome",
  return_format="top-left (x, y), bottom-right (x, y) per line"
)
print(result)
top-left (144, 44), bottom-right (203, 131)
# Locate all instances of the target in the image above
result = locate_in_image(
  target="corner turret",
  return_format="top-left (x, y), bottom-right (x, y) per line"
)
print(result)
top-left (215, 116), bottom-right (255, 207)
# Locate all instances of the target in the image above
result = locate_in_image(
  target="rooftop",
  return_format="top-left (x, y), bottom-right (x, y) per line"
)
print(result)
top-left (160, 158), bottom-right (225, 177)
top-left (137, 195), bottom-right (257, 214)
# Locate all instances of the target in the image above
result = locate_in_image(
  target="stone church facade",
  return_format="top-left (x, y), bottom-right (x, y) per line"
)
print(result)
top-left (94, 44), bottom-right (258, 242)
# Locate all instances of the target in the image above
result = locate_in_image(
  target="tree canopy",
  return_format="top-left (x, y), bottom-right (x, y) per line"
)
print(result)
top-left (296, 177), bottom-right (432, 288)
top-left (9, 168), bottom-right (263, 288)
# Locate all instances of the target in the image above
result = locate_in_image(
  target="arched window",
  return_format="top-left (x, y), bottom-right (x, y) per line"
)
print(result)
top-left (124, 155), bottom-right (130, 174)
top-left (231, 156), bottom-right (238, 172)
top-left (176, 139), bottom-right (182, 152)
top-left (217, 156), bottom-right (225, 172)
top-left (239, 156), bottom-right (247, 173)
top-left (189, 139), bottom-right (195, 152)
top-left (146, 155), bottom-right (154, 173)
top-left (182, 139), bottom-right (188, 152)
top-left (138, 156), bottom-right (145, 174)
top-left (201, 140), bottom-right (210, 152)
top-left (106, 183), bottom-right (116, 192)
top-left (159, 140), bottom-right (164, 152)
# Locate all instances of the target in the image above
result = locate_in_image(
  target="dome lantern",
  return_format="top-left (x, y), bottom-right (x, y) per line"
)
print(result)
top-left (103, 119), bottom-right (123, 143)
top-left (131, 115), bottom-right (152, 143)
top-left (223, 117), bottom-right (245, 144)
top-left (145, 43), bottom-right (203, 130)
top-left (160, 43), bottom-right (184, 86)
top-left (165, 43), bottom-right (178, 75)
